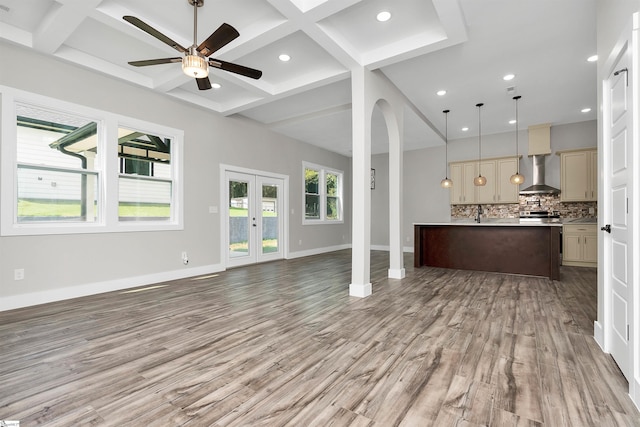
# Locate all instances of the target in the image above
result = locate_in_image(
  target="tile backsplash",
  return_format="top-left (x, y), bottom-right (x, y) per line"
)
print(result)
top-left (451, 194), bottom-right (597, 220)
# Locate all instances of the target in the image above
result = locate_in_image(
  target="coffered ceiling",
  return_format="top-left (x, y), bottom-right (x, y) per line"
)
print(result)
top-left (0, 0), bottom-right (597, 156)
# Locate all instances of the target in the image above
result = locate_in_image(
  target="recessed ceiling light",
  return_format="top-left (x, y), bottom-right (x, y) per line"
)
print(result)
top-left (503, 73), bottom-right (515, 81)
top-left (581, 107), bottom-right (592, 113)
top-left (436, 90), bottom-right (447, 96)
top-left (462, 127), bottom-right (469, 132)
top-left (377, 11), bottom-right (391, 22)
top-left (279, 54), bottom-right (290, 62)
top-left (509, 119), bottom-right (517, 125)
top-left (212, 83), bottom-right (221, 89)
top-left (587, 55), bottom-right (598, 62)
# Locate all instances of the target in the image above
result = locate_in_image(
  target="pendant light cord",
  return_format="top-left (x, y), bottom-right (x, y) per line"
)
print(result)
top-left (443, 109), bottom-right (449, 176)
top-left (514, 96), bottom-right (521, 173)
top-left (476, 103), bottom-right (483, 176)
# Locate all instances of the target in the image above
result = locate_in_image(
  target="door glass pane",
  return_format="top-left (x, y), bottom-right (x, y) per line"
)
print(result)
top-left (229, 180), bottom-right (249, 258)
top-left (262, 184), bottom-right (278, 254)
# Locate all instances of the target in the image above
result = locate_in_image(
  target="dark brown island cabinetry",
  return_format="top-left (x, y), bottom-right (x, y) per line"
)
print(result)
top-left (414, 223), bottom-right (561, 280)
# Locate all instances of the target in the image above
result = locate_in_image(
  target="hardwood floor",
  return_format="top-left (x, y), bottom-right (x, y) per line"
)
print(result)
top-left (1, 250), bottom-right (638, 426)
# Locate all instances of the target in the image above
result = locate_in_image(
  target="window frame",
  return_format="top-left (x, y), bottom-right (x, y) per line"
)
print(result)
top-left (1, 86), bottom-right (184, 236)
top-left (302, 161), bottom-right (343, 225)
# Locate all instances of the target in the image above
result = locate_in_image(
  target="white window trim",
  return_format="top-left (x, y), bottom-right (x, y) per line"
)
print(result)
top-left (302, 161), bottom-right (343, 225)
top-left (0, 86), bottom-right (184, 236)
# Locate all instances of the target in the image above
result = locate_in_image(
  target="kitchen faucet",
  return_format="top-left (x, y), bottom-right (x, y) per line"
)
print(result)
top-left (475, 204), bottom-right (483, 223)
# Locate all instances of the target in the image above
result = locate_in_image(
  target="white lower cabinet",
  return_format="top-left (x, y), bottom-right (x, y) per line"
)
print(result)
top-left (562, 224), bottom-right (597, 267)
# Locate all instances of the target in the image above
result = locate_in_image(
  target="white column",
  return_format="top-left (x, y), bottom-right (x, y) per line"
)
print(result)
top-left (388, 107), bottom-right (405, 279)
top-left (350, 67), bottom-right (372, 298)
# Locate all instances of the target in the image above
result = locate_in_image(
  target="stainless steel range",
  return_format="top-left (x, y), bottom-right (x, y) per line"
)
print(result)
top-left (519, 210), bottom-right (562, 223)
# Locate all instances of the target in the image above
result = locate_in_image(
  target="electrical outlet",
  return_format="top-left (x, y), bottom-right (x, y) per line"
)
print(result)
top-left (181, 251), bottom-right (189, 265)
top-left (298, 239), bottom-right (302, 245)
top-left (14, 269), bottom-right (24, 280)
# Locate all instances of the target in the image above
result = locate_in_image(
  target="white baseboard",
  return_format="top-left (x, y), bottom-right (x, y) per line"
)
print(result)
top-left (349, 282), bottom-right (372, 298)
top-left (0, 263), bottom-right (224, 312)
top-left (632, 377), bottom-right (640, 411)
top-left (594, 320), bottom-right (605, 350)
top-left (287, 244), bottom-right (351, 259)
top-left (371, 245), bottom-right (414, 253)
top-left (388, 268), bottom-right (406, 279)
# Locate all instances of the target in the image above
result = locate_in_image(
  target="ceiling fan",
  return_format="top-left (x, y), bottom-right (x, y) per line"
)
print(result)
top-left (124, 0), bottom-right (262, 90)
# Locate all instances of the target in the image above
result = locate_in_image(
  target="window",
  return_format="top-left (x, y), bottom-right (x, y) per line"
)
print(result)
top-left (118, 127), bottom-right (173, 221)
top-left (303, 162), bottom-right (343, 224)
top-left (1, 87), bottom-right (183, 235)
top-left (15, 103), bottom-right (100, 224)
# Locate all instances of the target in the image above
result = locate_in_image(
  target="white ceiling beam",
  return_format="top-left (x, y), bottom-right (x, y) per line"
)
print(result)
top-left (32, 0), bottom-right (102, 54)
top-left (266, 0), bottom-right (360, 69)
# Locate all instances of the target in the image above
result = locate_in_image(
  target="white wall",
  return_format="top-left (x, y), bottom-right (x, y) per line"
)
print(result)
top-left (0, 40), bottom-right (351, 309)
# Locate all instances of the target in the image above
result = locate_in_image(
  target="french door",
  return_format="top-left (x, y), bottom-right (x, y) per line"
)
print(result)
top-left (225, 170), bottom-right (285, 268)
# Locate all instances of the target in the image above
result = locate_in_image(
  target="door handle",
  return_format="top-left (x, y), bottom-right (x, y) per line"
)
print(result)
top-left (601, 224), bottom-right (611, 233)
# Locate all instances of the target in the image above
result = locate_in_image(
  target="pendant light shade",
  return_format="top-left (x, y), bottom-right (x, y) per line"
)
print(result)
top-left (440, 109), bottom-right (453, 188)
top-left (509, 95), bottom-right (525, 185)
top-left (474, 103), bottom-right (486, 186)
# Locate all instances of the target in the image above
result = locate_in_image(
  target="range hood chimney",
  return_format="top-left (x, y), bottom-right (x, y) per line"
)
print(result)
top-left (519, 124), bottom-right (561, 195)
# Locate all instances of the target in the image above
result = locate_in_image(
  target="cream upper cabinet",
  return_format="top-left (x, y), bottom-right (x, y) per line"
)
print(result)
top-left (496, 157), bottom-right (519, 203)
top-left (562, 224), bottom-right (597, 267)
top-left (477, 160), bottom-right (497, 203)
top-left (559, 148), bottom-right (597, 202)
top-left (589, 150), bottom-right (598, 200)
top-left (450, 156), bottom-right (519, 205)
top-left (450, 162), bottom-right (477, 204)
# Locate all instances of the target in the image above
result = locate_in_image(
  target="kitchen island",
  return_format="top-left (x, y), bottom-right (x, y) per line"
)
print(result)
top-left (414, 220), bottom-right (562, 279)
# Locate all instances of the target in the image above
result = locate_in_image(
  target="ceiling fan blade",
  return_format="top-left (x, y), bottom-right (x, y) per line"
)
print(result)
top-left (209, 59), bottom-right (262, 80)
top-left (123, 16), bottom-right (188, 53)
top-left (197, 23), bottom-right (240, 57)
top-left (196, 77), bottom-right (212, 90)
top-left (128, 57), bottom-right (182, 67)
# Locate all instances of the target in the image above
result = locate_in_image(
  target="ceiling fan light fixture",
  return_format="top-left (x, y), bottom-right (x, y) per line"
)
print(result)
top-left (182, 54), bottom-right (209, 78)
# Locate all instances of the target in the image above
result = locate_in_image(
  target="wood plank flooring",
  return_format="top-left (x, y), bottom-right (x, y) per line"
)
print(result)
top-left (0, 250), bottom-right (638, 426)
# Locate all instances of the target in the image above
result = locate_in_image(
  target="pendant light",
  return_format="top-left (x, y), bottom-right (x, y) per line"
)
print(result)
top-left (509, 95), bottom-right (525, 185)
top-left (473, 103), bottom-right (487, 186)
top-left (440, 109), bottom-right (453, 188)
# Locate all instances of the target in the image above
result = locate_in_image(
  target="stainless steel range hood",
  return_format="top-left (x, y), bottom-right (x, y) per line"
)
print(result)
top-left (519, 154), bottom-right (560, 195)
top-left (519, 123), bottom-right (561, 195)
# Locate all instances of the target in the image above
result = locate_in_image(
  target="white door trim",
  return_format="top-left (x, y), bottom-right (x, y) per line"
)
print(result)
top-left (597, 11), bottom-right (639, 409)
top-left (220, 164), bottom-right (289, 268)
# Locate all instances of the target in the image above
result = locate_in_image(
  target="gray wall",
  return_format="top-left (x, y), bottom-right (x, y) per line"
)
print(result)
top-left (0, 40), bottom-right (351, 301)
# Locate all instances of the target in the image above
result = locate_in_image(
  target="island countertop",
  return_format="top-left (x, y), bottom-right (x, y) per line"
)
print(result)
top-left (414, 219), bottom-right (563, 227)
top-left (414, 222), bottom-right (561, 279)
